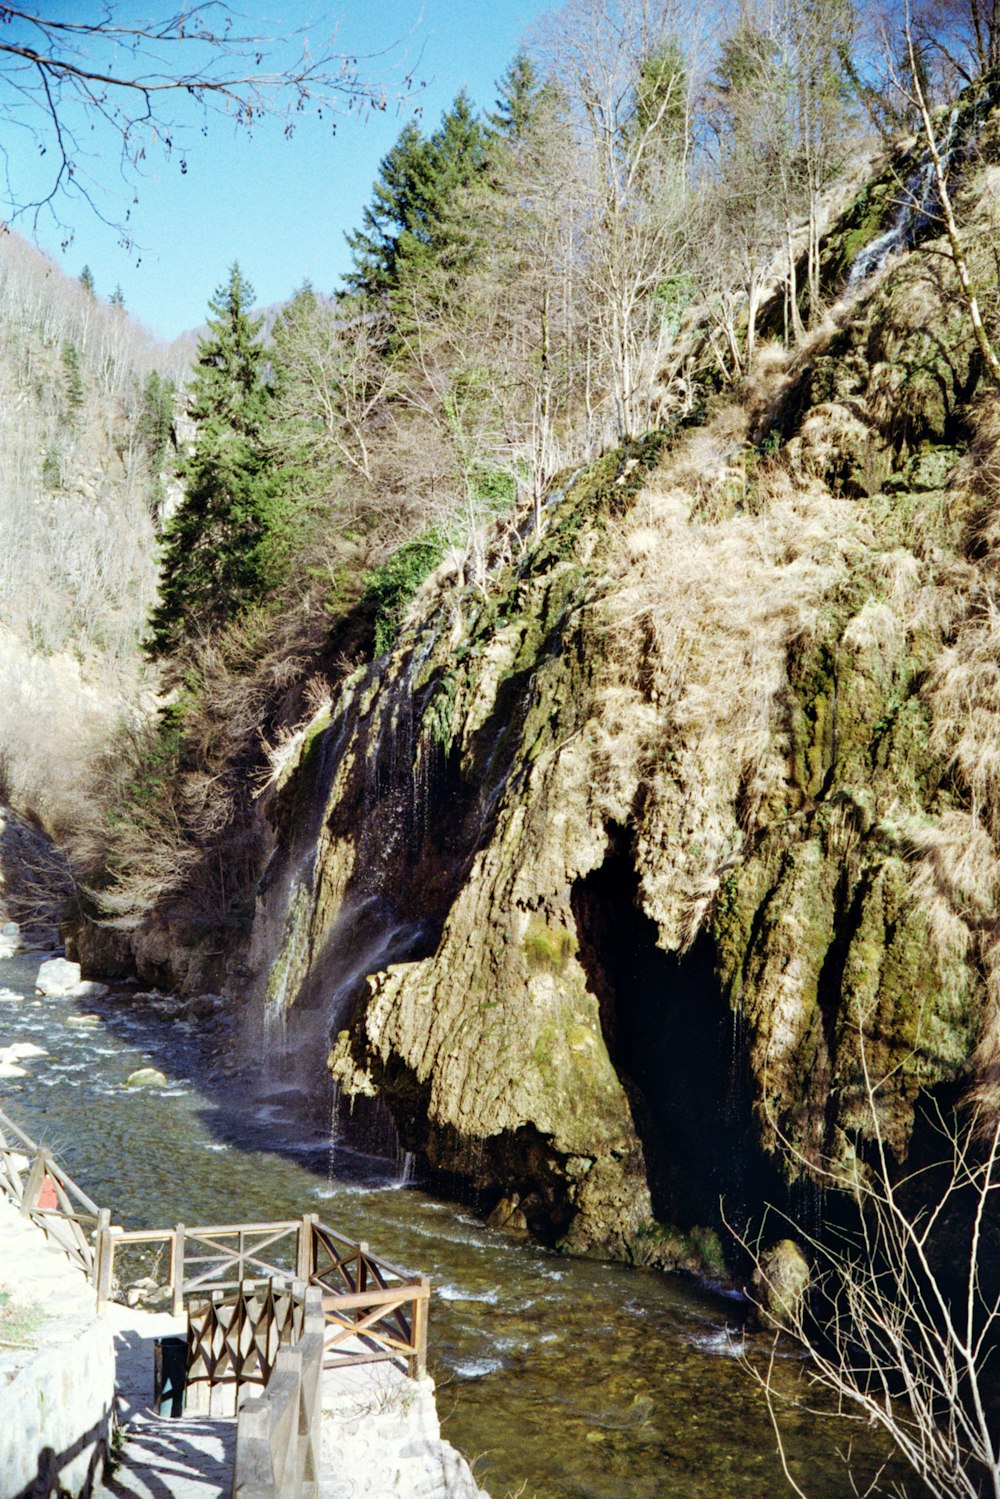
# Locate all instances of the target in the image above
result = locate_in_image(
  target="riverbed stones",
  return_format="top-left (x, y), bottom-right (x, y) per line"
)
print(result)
top-left (34, 959), bottom-right (109, 1001)
top-left (486, 1195), bottom-right (529, 1234)
top-left (35, 957), bottom-right (82, 996)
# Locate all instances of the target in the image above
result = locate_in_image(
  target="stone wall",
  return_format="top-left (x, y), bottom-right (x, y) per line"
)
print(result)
top-left (0, 1196), bottom-right (115, 1499)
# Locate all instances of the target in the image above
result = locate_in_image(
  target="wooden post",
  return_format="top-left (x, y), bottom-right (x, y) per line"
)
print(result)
top-left (413, 1277), bottom-right (430, 1378)
top-left (94, 1208), bottom-right (112, 1310)
top-left (296, 1213), bottom-right (317, 1283)
top-left (21, 1148), bottom-right (48, 1214)
top-left (357, 1242), bottom-right (368, 1296)
top-left (171, 1224), bottom-right (185, 1317)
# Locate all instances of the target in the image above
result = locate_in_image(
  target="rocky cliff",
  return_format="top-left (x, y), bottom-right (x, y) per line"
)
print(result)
top-left (82, 97), bottom-right (1000, 1271)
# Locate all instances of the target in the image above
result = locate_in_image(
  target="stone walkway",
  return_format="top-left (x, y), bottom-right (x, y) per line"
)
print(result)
top-left (95, 1306), bottom-right (235, 1499)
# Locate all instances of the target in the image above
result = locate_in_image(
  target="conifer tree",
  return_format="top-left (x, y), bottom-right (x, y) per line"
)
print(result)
top-left (344, 92), bottom-right (492, 302)
top-left (490, 52), bottom-right (548, 142)
top-left (147, 263), bottom-right (293, 658)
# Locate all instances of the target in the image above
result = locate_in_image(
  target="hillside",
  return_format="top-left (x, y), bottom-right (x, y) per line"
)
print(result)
top-left (61, 79), bottom-right (1000, 1275)
top-left (0, 232), bottom-right (184, 832)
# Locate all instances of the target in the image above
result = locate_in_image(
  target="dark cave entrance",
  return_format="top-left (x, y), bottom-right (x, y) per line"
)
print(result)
top-left (571, 838), bottom-right (783, 1238)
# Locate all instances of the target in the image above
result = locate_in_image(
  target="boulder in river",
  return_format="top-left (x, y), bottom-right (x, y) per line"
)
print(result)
top-left (35, 957), bottom-right (82, 996)
top-left (0, 923), bottom-right (19, 959)
top-left (751, 1238), bottom-right (811, 1329)
top-left (125, 1067), bottom-right (168, 1089)
top-left (35, 958), bottom-right (108, 1000)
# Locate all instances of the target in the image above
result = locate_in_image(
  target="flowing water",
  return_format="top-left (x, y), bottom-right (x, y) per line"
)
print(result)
top-left (848, 108), bottom-right (961, 286)
top-left (0, 950), bottom-right (913, 1499)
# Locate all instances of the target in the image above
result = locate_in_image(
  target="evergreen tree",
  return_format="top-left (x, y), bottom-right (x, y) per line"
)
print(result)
top-left (109, 284), bottom-right (126, 311)
top-left (147, 263), bottom-right (294, 658)
top-left (344, 92), bottom-right (492, 301)
top-left (79, 264), bottom-right (95, 297)
top-left (490, 51), bottom-right (548, 142)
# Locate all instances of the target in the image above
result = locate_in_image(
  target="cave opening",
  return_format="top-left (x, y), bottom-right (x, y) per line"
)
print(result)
top-left (571, 837), bottom-right (783, 1239)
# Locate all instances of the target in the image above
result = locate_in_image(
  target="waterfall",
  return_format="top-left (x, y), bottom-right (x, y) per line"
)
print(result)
top-left (847, 108), bottom-right (961, 287)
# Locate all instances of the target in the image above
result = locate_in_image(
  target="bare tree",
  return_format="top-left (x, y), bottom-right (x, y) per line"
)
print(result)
top-left (533, 0), bottom-right (703, 439)
top-left (0, 4), bottom-right (415, 243)
top-left (744, 1028), bottom-right (1000, 1499)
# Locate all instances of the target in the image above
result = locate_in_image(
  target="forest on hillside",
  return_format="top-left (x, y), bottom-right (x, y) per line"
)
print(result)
top-left (1, 0), bottom-right (996, 935)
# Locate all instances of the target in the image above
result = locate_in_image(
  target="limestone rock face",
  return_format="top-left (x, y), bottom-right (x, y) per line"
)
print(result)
top-left (244, 341), bottom-right (994, 1263)
top-left (85, 132), bottom-right (1000, 1265)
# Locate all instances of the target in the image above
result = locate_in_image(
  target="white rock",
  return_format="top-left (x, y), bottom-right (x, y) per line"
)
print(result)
top-left (0, 935), bottom-right (17, 960)
top-left (74, 981), bottom-right (109, 1000)
top-left (0, 1043), bottom-right (46, 1062)
top-left (35, 958), bottom-right (82, 997)
top-left (0, 1062), bottom-right (27, 1078)
top-left (125, 1067), bottom-right (168, 1089)
top-left (64, 1014), bottom-right (100, 1027)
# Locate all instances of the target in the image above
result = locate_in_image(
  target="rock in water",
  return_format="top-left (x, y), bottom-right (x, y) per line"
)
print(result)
top-left (124, 1067), bottom-right (168, 1089)
top-left (0, 923), bottom-right (19, 959)
top-left (35, 957), bottom-right (82, 996)
top-left (752, 1239), bottom-right (811, 1329)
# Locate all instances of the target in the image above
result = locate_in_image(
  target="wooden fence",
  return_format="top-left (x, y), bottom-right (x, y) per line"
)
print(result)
top-left (232, 1286), bottom-right (324, 1499)
top-left (0, 1106), bottom-right (431, 1381)
top-left (185, 1279), bottom-right (307, 1417)
top-left (0, 1105), bottom-right (108, 1280)
top-left (95, 1213), bottom-right (430, 1375)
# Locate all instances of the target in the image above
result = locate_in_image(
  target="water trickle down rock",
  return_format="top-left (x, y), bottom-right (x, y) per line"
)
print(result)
top-left (848, 108), bottom-right (960, 287)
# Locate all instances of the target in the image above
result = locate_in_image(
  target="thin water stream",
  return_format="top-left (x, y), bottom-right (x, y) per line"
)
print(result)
top-left (0, 952), bottom-right (912, 1498)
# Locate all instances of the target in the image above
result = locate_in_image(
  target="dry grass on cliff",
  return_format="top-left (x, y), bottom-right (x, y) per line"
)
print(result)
top-left (591, 455), bottom-right (865, 945)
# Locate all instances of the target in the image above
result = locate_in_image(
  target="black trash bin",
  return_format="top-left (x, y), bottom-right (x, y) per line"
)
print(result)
top-left (153, 1335), bottom-right (187, 1418)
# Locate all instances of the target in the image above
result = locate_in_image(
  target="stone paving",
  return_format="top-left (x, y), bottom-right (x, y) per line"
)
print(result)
top-left (95, 1305), bottom-right (235, 1499)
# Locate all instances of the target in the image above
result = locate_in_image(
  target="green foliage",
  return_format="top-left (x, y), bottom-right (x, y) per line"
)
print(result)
top-left (345, 92), bottom-right (493, 301)
top-left (365, 529), bottom-right (446, 657)
top-left (633, 37), bottom-right (689, 155)
top-left (523, 916), bottom-right (576, 972)
top-left (490, 51), bottom-right (548, 142)
top-left (61, 340), bottom-right (83, 419)
top-left (41, 446), bottom-right (61, 492)
top-left (79, 265), bottom-right (95, 298)
top-left (147, 263), bottom-right (300, 659)
top-left (138, 370), bottom-right (175, 473)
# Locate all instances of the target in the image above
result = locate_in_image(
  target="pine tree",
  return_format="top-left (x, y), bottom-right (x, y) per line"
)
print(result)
top-left (490, 52), bottom-right (548, 142)
top-left (79, 265), bottom-right (95, 297)
top-left (344, 92), bottom-right (492, 301)
top-left (147, 263), bottom-right (294, 658)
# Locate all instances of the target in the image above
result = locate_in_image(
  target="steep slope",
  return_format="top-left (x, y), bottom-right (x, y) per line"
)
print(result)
top-left (0, 232), bottom-right (184, 832)
top-left (233, 108), bottom-right (1000, 1266)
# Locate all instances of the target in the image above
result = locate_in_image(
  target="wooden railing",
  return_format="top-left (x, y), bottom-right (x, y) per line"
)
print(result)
top-left (310, 1219), bottom-right (429, 1376)
top-left (185, 1280), bottom-right (307, 1418)
top-left (232, 1286), bottom-right (324, 1499)
top-left (0, 1106), bottom-right (431, 1384)
top-left (95, 1214), bottom-right (430, 1376)
top-left (0, 1105), bottom-right (108, 1279)
top-left (95, 1219), bottom-right (306, 1316)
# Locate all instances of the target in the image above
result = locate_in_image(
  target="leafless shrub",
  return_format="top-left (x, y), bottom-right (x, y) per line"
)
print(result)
top-left (740, 1032), bottom-right (1000, 1499)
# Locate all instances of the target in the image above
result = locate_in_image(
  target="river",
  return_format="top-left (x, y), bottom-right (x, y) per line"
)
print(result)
top-left (0, 950), bottom-right (911, 1498)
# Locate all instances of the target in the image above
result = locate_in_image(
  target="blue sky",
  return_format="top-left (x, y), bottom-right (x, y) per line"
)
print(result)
top-left (2, 2), bottom-right (553, 340)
